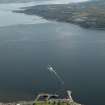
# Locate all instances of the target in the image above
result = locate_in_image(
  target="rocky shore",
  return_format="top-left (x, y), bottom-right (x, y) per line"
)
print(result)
top-left (15, 0), bottom-right (105, 30)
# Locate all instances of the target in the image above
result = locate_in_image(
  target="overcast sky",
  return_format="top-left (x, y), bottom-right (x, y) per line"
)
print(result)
top-left (54, 0), bottom-right (89, 3)
top-left (0, 0), bottom-right (89, 4)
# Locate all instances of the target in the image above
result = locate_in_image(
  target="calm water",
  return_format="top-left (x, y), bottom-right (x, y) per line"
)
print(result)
top-left (0, 0), bottom-right (105, 105)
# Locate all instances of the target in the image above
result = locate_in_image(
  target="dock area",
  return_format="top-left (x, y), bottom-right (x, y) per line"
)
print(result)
top-left (0, 90), bottom-right (82, 105)
top-left (0, 101), bottom-right (81, 105)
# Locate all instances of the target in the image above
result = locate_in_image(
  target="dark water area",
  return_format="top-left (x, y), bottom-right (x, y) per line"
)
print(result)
top-left (0, 0), bottom-right (104, 105)
top-left (0, 22), bottom-right (105, 105)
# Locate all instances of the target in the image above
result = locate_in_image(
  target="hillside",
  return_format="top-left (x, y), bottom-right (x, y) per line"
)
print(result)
top-left (15, 0), bottom-right (105, 30)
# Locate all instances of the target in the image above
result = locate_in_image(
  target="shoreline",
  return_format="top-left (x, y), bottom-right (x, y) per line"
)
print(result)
top-left (14, 0), bottom-right (105, 30)
top-left (0, 101), bottom-right (34, 105)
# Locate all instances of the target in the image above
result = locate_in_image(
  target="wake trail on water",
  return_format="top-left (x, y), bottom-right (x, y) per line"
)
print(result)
top-left (47, 65), bottom-right (64, 85)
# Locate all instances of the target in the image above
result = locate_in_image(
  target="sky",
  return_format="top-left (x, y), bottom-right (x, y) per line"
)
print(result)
top-left (0, 0), bottom-right (89, 4)
top-left (55, 0), bottom-right (89, 3)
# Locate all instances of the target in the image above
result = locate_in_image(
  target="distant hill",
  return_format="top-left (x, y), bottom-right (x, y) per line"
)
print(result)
top-left (15, 0), bottom-right (105, 30)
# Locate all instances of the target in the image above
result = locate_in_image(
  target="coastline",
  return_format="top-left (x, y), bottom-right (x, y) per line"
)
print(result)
top-left (0, 101), bottom-right (33, 105)
top-left (14, 0), bottom-right (105, 30)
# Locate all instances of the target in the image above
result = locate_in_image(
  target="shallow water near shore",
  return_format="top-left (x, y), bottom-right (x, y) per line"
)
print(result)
top-left (0, 0), bottom-right (105, 105)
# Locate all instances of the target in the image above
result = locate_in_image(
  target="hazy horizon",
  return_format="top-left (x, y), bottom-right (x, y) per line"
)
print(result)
top-left (0, 0), bottom-right (89, 3)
